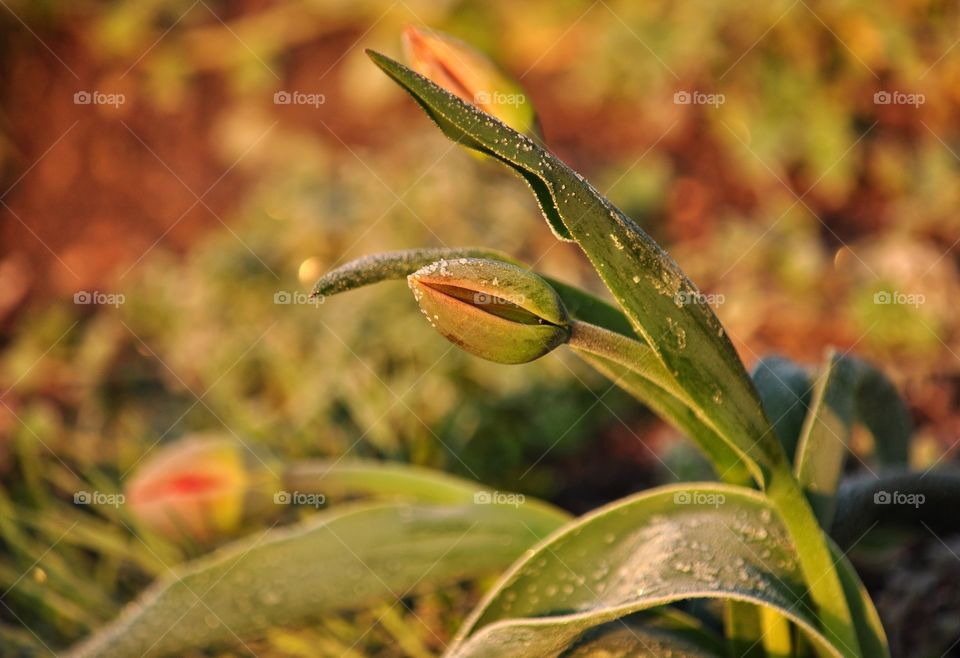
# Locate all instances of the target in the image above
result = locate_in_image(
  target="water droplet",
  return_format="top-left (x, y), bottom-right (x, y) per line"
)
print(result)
top-left (666, 318), bottom-right (687, 350)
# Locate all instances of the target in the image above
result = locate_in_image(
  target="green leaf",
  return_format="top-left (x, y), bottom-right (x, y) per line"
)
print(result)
top-left (793, 352), bottom-right (914, 526)
top-left (551, 620), bottom-right (722, 658)
top-left (751, 355), bottom-right (813, 460)
top-left (366, 51), bottom-right (783, 488)
top-left (282, 459), bottom-right (502, 505)
top-left (832, 545), bottom-right (889, 658)
top-left (69, 501), bottom-right (566, 658)
top-left (848, 358), bottom-right (911, 467)
top-left (758, 606), bottom-right (794, 658)
top-left (311, 247), bottom-right (518, 299)
top-left (544, 277), bottom-right (636, 339)
top-left (830, 469), bottom-right (960, 548)
top-left (724, 601), bottom-right (766, 658)
top-left (794, 350), bottom-right (859, 525)
top-left (448, 483), bottom-right (873, 658)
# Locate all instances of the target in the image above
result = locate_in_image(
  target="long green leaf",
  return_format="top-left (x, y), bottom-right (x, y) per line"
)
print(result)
top-left (830, 469), bottom-right (960, 548)
top-left (794, 351), bottom-right (858, 525)
top-left (752, 355), bottom-right (813, 460)
top-left (555, 621), bottom-right (722, 657)
top-left (448, 483), bottom-right (878, 658)
top-left (848, 358), bottom-right (911, 466)
top-left (832, 545), bottom-right (889, 658)
top-left (282, 459), bottom-right (493, 505)
top-left (724, 601), bottom-right (766, 658)
top-left (69, 501), bottom-right (566, 658)
top-left (312, 247), bottom-right (518, 298)
top-left (367, 50), bottom-right (783, 487)
top-left (793, 352), bottom-right (914, 527)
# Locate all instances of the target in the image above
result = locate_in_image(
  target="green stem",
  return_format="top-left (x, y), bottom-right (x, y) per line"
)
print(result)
top-left (759, 606), bottom-right (793, 658)
top-left (568, 320), bottom-right (692, 403)
top-left (568, 320), bottom-right (762, 485)
top-left (724, 601), bottom-right (765, 658)
top-left (767, 468), bottom-right (860, 658)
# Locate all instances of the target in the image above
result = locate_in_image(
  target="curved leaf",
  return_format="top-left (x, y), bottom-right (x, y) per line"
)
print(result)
top-left (549, 621), bottom-right (721, 658)
top-left (752, 355), bottom-right (813, 460)
top-left (830, 469), bottom-right (960, 548)
top-left (282, 459), bottom-right (514, 505)
top-left (848, 358), bottom-right (911, 467)
top-left (70, 500), bottom-right (567, 658)
top-left (794, 352), bottom-right (914, 526)
top-left (794, 350), bottom-right (858, 525)
top-left (832, 544), bottom-right (889, 658)
top-left (314, 248), bottom-right (636, 338)
top-left (448, 484), bottom-right (872, 658)
top-left (311, 247), bottom-right (518, 299)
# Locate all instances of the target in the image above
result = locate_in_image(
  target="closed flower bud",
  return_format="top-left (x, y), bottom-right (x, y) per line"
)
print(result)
top-left (402, 25), bottom-right (539, 137)
top-left (125, 434), bottom-right (273, 542)
top-left (407, 258), bottom-right (570, 364)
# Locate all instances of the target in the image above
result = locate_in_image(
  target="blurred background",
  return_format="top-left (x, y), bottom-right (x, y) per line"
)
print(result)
top-left (1, 0), bottom-right (959, 655)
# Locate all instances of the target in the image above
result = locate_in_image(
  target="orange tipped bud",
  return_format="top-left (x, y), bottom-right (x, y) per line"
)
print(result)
top-left (402, 25), bottom-right (538, 137)
top-left (408, 258), bottom-right (569, 364)
top-left (125, 434), bottom-right (270, 541)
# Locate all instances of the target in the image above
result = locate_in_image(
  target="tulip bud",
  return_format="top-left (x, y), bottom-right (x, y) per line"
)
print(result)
top-left (125, 434), bottom-right (275, 542)
top-left (402, 25), bottom-right (539, 137)
top-left (408, 258), bottom-right (570, 364)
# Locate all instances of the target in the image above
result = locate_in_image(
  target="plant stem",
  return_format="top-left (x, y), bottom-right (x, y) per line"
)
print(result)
top-left (567, 320), bottom-right (695, 408)
top-left (568, 320), bottom-right (760, 485)
top-left (767, 467), bottom-right (861, 658)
